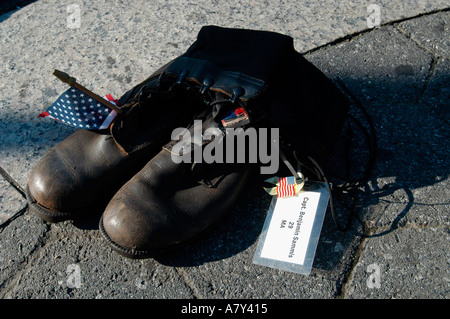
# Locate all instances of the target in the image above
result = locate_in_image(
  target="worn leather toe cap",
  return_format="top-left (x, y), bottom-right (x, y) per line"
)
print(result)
top-left (28, 145), bottom-right (83, 214)
top-left (100, 150), bottom-right (252, 258)
top-left (100, 170), bottom-right (188, 257)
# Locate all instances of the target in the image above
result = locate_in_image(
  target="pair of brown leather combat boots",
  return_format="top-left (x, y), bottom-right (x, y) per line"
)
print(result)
top-left (26, 26), bottom-right (349, 259)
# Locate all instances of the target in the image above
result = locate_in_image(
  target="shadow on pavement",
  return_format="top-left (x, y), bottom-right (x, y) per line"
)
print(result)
top-left (0, 0), bottom-right (37, 23)
top-left (154, 73), bottom-right (449, 268)
top-left (1, 63), bottom-right (448, 273)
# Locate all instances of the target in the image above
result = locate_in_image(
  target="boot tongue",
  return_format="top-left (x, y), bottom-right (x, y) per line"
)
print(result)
top-left (110, 78), bottom-right (209, 154)
top-left (163, 109), bottom-right (258, 188)
top-left (163, 110), bottom-right (223, 156)
top-left (162, 111), bottom-right (231, 188)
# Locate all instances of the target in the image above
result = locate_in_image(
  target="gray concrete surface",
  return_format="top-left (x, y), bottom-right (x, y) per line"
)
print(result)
top-left (0, 0), bottom-right (448, 304)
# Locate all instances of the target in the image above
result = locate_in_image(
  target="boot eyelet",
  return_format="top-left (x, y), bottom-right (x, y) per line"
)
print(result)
top-left (200, 77), bottom-right (214, 94)
top-left (230, 87), bottom-right (245, 103)
top-left (176, 69), bottom-right (189, 85)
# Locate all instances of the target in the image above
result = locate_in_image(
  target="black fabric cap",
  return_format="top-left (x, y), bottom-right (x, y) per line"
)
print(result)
top-left (182, 25), bottom-right (294, 83)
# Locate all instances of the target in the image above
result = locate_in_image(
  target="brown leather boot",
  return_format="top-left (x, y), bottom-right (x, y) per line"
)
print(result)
top-left (27, 64), bottom-right (209, 222)
top-left (99, 26), bottom-right (349, 258)
top-left (100, 111), bottom-right (255, 258)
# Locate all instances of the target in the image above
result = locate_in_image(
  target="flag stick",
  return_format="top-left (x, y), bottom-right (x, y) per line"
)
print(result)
top-left (52, 69), bottom-right (122, 114)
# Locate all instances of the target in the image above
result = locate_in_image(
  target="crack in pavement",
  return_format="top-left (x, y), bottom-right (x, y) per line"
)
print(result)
top-left (303, 6), bottom-right (450, 55)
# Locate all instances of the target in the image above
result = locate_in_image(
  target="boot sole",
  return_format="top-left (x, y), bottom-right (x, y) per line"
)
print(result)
top-left (98, 213), bottom-right (228, 259)
top-left (99, 215), bottom-right (170, 259)
top-left (26, 185), bottom-right (100, 223)
top-left (98, 170), bottom-right (255, 259)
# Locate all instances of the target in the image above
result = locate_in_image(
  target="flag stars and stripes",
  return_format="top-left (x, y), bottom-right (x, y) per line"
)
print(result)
top-left (277, 176), bottom-right (297, 198)
top-left (38, 87), bottom-right (119, 130)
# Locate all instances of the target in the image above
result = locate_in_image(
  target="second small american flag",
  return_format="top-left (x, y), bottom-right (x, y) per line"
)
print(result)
top-left (277, 176), bottom-right (297, 198)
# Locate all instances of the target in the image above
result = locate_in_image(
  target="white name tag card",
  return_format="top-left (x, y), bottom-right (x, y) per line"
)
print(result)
top-left (253, 181), bottom-right (330, 275)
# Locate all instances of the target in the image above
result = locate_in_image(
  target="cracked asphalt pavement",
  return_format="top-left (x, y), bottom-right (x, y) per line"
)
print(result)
top-left (0, 0), bottom-right (448, 306)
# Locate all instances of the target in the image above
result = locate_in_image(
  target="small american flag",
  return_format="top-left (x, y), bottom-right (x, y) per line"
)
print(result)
top-left (38, 87), bottom-right (119, 130)
top-left (277, 176), bottom-right (297, 198)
